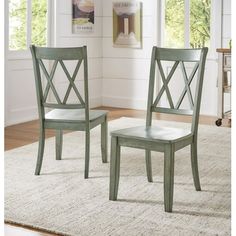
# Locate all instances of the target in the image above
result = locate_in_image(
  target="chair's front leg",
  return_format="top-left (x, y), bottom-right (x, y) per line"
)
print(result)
top-left (145, 150), bottom-right (153, 182)
top-left (35, 127), bottom-right (45, 175)
top-left (191, 140), bottom-right (201, 191)
top-left (101, 116), bottom-right (108, 163)
top-left (84, 129), bottom-right (90, 179)
top-left (109, 136), bottom-right (121, 200)
top-left (164, 144), bottom-right (175, 212)
top-left (56, 130), bottom-right (63, 160)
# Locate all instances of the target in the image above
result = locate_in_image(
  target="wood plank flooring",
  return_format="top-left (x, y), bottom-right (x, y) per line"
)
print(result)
top-left (4, 107), bottom-right (220, 236)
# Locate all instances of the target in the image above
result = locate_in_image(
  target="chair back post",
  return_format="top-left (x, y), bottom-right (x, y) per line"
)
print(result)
top-left (30, 45), bottom-right (45, 122)
top-left (82, 46), bottom-right (90, 129)
top-left (146, 46), bottom-right (157, 126)
top-left (191, 47), bottom-right (208, 135)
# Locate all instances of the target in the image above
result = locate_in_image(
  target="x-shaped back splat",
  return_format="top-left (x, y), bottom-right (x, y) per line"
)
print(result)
top-left (153, 60), bottom-right (199, 110)
top-left (38, 58), bottom-right (85, 108)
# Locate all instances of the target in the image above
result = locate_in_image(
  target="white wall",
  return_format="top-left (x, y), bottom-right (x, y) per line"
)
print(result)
top-left (5, 0), bottom-right (231, 126)
top-left (46, 0), bottom-right (158, 114)
top-left (5, 56), bottom-right (38, 125)
top-left (101, 0), bottom-right (231, 116)
top-left (102, 0), bottom-right (157, 109)
top-left (222, 0), bottom-right (231, 48)
top-left (55, 0), bottom-right (103, 108)
top-left (221, 0), bottom-right (231, 112)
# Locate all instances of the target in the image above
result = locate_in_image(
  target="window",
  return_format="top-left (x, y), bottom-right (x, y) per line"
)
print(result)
top-left (190, 0), bottom-right (211, 48)
top-left (9, 0), bottom-right (27, 50)
top-left (165, 0), bottom-right (184, 48)
top-left (9, 0), bottom-right (47, 51)
top-left (165, 0), bottom-right (211, 48)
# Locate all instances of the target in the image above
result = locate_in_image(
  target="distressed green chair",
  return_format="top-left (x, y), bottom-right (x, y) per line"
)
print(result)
top-left (30, 45), bottom-right (108, 178)
top-left (109, 47), bottom-right (208, 212)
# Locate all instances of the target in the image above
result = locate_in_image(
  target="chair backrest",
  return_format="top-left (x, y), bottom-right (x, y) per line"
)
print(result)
top-left (30, 45), bottom-right (89, 119)
top-left (146, 47), bottom-right (208, 134)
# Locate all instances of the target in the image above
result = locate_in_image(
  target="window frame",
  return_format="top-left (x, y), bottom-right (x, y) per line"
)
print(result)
top-left (6, 0), bottom-right (53, 59)
top-left (159, 0), bottom-right (222, 59)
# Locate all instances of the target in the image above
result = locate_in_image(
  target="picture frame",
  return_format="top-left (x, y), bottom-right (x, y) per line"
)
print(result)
top-left (72, 0), bottom-right (94, 33)
top-left (113, 1), bottom-right (142, 48)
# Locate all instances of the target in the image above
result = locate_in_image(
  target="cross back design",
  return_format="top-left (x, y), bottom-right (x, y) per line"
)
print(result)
top-left (153, 59), bottom-right (199, 110)
top-left (38, 58), bottom-right (85, 107)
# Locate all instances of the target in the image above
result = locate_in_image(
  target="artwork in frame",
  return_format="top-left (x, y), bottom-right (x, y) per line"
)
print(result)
top-left (113, 1), bottom-right (142, 48)
top-left (72, 0), bottom-right (94, 33)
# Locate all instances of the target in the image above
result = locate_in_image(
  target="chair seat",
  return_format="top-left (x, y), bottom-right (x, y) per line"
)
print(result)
top-left (111, 125), bottom-right (193, 143)
top-left (45, 109), bottom-right (108, 123)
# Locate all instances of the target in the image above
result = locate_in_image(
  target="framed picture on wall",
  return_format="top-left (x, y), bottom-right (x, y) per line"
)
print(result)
top-left (72, 0), bottom-right (94, 33)
top-left (113, 1), bottom-right (142, 48)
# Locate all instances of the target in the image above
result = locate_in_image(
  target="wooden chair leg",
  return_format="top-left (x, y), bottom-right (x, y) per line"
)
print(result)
top-left (164, 144), bottom-right (175, 212)
top-left (109, 136), bottom-right (121, 201)
top-left (191, 141), bottom-right (201, 191)
top-left (35, 128), bottom-right (45, 175)
top-left (101, 116), bottom-right (108, 163)
top-left (56, 130), bottom-right (63, 160)
top-left (145, 150), bottom-right (153, 182)
top-left (84, 130), bottom-right (90, 179)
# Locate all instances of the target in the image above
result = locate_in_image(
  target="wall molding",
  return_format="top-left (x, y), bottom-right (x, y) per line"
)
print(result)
top-left (6, 106), bottom-right (38, 127)
top-left (90, 96), bottom-right (103, 108)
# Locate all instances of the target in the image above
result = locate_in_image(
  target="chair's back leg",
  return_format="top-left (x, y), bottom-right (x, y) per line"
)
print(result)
top-left (191, 140), bottom-right (201, 191)
top-left (145, 150), bottom-right (153, 182)
top-left (101, 116), bottom-right (108, 163)
top-left (164, 144), bottom-right (175, 212)
top-left (84, 129), bottom-right (90, 179)
top-left (35, 127), bottom-right (45, 175)
top-left (109, 136), bottom-right (121, 200)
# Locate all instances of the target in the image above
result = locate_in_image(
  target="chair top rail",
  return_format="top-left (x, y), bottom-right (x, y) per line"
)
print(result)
top-left (155, 47), bottom-right (205, 62)
top-left (32, 45), bottom-right (86, 60)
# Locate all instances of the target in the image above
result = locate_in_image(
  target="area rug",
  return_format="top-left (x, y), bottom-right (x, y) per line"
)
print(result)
top-left (5, 117), bottom-right (231, 236)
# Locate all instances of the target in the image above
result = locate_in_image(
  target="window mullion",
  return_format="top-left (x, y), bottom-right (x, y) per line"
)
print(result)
top-left (27, 0), bottom-right (32, 48)
top-left (184, 0), bottom-right (190, 48)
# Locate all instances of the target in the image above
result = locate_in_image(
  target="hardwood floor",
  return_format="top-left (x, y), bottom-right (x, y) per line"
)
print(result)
top-left (4, 223), bottom-right (58, 236)
top-left (4, 107), bottom-right (221, 236)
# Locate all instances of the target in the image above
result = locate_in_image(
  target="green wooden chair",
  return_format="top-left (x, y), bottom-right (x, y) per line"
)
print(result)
top-left (109, 47), bottom-right (208, 212)
top-left (30, 45), bottom-right (108, 178)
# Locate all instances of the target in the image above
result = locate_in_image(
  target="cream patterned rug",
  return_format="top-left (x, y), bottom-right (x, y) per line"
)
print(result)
top-left (5, 118), bottom-right (231, 236)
